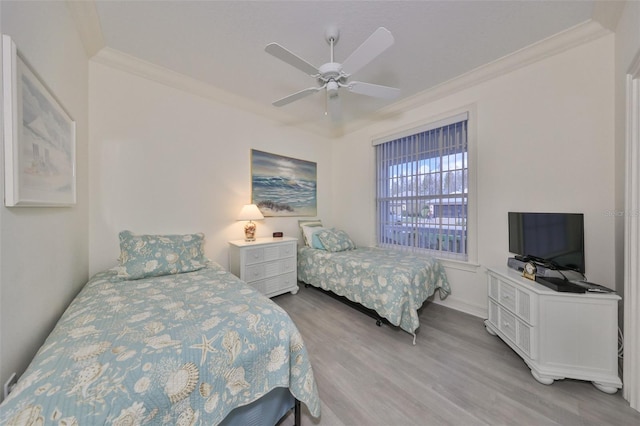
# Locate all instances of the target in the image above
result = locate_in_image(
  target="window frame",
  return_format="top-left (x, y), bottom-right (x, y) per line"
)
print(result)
top-left (372, 108), bottom-right (477, 267)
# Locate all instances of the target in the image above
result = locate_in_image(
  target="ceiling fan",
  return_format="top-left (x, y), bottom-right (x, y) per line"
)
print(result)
top-left (265, 26), bottom-right (400, 122)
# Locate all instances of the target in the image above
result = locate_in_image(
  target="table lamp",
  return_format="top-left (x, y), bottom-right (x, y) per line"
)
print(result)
top-left (237, 204), bottom-right (264, 241)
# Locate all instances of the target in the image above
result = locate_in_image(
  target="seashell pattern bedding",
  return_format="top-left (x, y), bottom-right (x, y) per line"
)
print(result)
top-left (298, 246), bottom-right (451, 343)
top-left (0, 262), bottom-right (320, 425)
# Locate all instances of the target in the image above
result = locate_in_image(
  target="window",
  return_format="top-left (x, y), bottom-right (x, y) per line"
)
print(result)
top-left (375, 113), bottom-right (469, 261)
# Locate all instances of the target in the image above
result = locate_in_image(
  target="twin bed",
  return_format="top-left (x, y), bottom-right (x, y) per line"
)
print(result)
top-left (0, 232), bottom-right (320, 426)
top-left (297, 222), bottom-right (451, 343)
top-left (1, 225), bottom-right (450, 424)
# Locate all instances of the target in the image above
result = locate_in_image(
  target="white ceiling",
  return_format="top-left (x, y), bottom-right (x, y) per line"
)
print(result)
top-left (74, 1), bottom-right (620, 135)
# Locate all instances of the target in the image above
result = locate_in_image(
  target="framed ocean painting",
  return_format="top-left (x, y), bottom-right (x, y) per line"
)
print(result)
top-left (251, 149), bottom-right (317, 217)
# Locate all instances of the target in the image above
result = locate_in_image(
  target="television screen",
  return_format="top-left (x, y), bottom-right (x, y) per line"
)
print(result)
top-left (508, 212), bottom-right (585, 273)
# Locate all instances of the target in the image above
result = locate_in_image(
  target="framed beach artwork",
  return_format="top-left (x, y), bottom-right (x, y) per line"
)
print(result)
top-left (251, 149), bottom-right (317, 217)
top-left (2, 35), bottom-right (76, 207)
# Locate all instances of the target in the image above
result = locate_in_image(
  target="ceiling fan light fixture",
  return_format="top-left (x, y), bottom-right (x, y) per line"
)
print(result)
top-left (326, 80), bottom-right (339, 96)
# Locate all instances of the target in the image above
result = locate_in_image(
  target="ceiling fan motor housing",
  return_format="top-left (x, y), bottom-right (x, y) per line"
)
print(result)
top-left (318, 62), bottom-right (345, 81)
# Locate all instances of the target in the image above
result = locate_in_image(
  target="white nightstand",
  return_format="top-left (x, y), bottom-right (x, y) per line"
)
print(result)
top-left (228, 237), bottom-right (299, 298)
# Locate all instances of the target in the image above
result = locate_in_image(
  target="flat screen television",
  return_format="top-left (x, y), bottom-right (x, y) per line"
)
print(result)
top-left (508, 212), bottom-right (585, 273)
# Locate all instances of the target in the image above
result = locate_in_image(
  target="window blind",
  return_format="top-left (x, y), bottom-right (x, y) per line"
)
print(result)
top-left (375, 115), bottom-right (468, 260)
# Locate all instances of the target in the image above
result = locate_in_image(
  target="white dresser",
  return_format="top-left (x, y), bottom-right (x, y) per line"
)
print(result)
top-left (485, 266), bottom-right (622, 393)
top-left (229, 237), bottom-right (299, 298)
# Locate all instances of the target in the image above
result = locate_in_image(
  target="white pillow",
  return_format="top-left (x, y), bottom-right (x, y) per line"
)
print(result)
top-left (302, 224), bottom-right (326, 246)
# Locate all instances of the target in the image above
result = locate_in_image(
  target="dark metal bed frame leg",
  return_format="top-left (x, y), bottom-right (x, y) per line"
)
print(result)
top-left (294, 399), bottom-right (301, 426)
top-left (304, 282), bottom-right (386, 328)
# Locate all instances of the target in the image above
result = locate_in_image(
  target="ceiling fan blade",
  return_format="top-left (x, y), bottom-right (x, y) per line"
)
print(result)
top-left (273, 87), bottom-right (322, 107)
top-left (347, 81), bottom-right (400, 99)
top-left (341, 27), bottom-right (394, 76)
top-left (327, 94), bottom-right (342, 122)
top-left (265, 43), bottom-right (319, 76)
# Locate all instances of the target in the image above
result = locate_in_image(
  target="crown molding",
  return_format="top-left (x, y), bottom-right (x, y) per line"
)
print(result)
top-left (65, 0), bottom-right (105, 58)
top-left (341, 19), bottom-right (612, 137)
top-left (91, 47), bottom-right (334, 137)
top-left (86, 17), bottom-right (610, 140)
top-left (592, 0), bottom-right (626, 32)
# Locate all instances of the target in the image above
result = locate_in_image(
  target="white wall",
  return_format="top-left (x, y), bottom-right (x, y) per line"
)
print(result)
top-left (332, 35), bottom-right (616, 317)
top-left (0, 1), bottom-right (89, 394)
top-left (89, 62), bottom-right (332, 275)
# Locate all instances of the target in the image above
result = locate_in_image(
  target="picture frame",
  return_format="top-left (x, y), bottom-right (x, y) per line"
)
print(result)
top-left (2, 35), bottom-right (76, 207)
top-left (251, 149), bottom-right (317, 217)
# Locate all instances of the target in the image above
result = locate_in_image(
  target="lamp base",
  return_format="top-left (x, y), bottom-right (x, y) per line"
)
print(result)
top-left (244, 221), bottom-right (257, 241)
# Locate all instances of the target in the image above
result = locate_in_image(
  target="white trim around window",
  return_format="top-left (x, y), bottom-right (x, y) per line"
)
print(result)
top-left (373, 105), bottom-right (477, 265)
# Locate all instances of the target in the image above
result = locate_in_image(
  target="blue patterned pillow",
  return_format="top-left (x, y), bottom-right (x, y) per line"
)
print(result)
top-left (316, 229), bottom-right (356, 252)
top-left (311, 233), bottom-right (326, 250)
top-left (118, 231), bottom-right (207, 280)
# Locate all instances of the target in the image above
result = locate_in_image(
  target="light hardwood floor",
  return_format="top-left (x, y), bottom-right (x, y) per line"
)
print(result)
top-left (274, 284), bottom-right (640, 426)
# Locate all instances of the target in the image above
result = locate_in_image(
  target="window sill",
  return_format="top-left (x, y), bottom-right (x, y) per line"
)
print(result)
top-left (436, 258), bottom-right (481, 272)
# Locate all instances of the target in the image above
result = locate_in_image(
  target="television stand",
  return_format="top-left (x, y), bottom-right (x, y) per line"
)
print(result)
top-left (485, 266), bottom-right (622, 393)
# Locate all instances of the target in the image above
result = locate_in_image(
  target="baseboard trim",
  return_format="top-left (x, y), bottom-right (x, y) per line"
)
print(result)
top-left (432, 298), bottom-right (486, 319)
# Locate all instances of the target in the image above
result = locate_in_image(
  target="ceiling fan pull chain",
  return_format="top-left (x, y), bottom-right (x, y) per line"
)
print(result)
top-left (324, 90), bottom-right (328, 116)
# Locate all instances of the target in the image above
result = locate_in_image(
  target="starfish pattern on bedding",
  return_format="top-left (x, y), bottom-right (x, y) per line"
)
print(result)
top-left (190, 334), bottom-right (217, 365)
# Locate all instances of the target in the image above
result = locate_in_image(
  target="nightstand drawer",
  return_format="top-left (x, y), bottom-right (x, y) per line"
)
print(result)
top-left (245, 247), bottom-right (265, 265)
top-left (279, 243), bottom-right (296, 258)
top-left (252, 272), bottom-right (297, 296)
top-left (244, 258), bottom-right (296, 283)
top-left (244, 244), bottom-right (295, 265)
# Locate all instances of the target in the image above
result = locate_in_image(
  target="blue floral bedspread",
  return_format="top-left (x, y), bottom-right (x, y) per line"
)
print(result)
top-left (0, 263), bottom-right (320, 425)
top-left (298, 246), bottom-right (451, 339)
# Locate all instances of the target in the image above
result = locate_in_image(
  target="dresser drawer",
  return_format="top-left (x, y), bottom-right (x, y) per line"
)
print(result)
top-left (244, 242), bottom-right (296, 265)
top-left (244, 247), bottom-right (265, 265)
top-left (244, 258), bottom-right (296, 283)
top-left (279, 242), bottom-right (296, 258)
top-left (251, 272), bottom-right (297, 297)
top-left (499, 306), bottom-right (517, 343)
top-left (499, 281), bottom-right (517, 312)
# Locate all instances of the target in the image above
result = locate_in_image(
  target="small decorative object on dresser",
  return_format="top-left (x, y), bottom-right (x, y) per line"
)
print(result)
top-left (485, 266), bottom-right (622, 394)
top-left (237, 203), bottom-right (264, 241)
top-left (522, 261), bottom-right (537, 280)
top-left (229, 237), bottom-right (299, 297)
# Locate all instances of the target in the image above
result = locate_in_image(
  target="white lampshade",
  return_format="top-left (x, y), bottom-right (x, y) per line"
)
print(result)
top-left (237, 204), bottom-right (264, 221)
